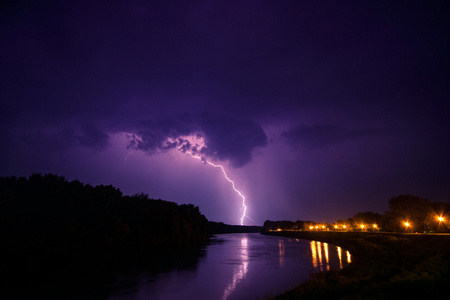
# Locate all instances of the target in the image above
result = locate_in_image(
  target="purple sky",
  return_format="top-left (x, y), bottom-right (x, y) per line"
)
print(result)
top-left (1, 1), bottom-right (449, 225)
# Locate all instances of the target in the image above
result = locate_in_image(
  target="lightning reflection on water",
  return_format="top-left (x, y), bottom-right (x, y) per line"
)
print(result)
top-left (222, 237), bottom-right (249, 300)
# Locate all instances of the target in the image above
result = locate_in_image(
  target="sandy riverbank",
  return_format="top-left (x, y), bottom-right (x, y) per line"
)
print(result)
top-left (263, 231), bottom-right (450, 299)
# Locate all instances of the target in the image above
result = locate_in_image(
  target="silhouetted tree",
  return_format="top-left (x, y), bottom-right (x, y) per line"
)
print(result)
top-left (423, 202), bottom-right (450, 233)
top-left (388, 195), bottom-right (432, 232)
top-left (350, 211), bottom-right (382, 231)
top-left (0, 174), bottom-right (210, 249)
top-left (379, 212), bottom-right (399, 232)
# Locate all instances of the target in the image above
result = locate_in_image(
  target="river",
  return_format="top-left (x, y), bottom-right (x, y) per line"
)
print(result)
top-left (107, 233), bottom-right (351, 300)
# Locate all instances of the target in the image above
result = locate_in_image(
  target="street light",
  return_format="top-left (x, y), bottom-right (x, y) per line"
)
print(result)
top-left (438, 216), bottom-right (444, 222)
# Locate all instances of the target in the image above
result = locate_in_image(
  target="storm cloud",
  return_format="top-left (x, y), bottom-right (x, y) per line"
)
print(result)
top-left (1, 1), bottom-right (449, 224)
top-left (127, 113), bottom-right (268, 168)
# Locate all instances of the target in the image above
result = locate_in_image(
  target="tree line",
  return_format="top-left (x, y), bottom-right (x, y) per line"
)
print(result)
top-left (0, 173), bottom-right (210, 250)
top-left (264, 195), bottom-right (450, 233)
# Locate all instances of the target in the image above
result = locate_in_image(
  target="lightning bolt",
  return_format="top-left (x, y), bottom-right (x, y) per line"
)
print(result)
top-left (186, 151), bottom-right (248, 226)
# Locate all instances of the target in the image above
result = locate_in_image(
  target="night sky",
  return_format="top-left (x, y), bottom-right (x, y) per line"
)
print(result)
top-left (1, 1), bottom-right (449, 225)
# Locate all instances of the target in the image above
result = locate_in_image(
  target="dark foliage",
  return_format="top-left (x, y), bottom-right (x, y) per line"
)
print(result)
top-left (0, 173), bottom-right (209, 249)
top-left (387, 194), bottom-right (433, 232)
top-left (0, 173), bottom-right (210, 298)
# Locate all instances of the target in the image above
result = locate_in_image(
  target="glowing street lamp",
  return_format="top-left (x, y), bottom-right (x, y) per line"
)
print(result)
top-left (334, 225), bottom-right (338, 230)
top-left (343, 225), bottom-right (347, 230)
top-left (373, 224), bottom-right (378, 232)
top-left (437, 216), bottom-right (446, 233)
top-left (309, 226), bottom-right (313, 230)
top-left (360, 224), bottom-right (365, 231)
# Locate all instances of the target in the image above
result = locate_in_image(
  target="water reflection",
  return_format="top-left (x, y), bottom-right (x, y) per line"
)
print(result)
top-left (310, 241), bottom-right (318, 269)
top-left (309, 241), bottom-right (351, 271)
top-left (106, 234), bottom-right (353, 300)
top-left (323, 243), bottom-right (329, 270)
top-left (278, 239), bottom-right (285, 266)
top-left (222, 237), bottom-right (249, 300)
top-left (317, 241), bottom-right (323, 269)
top-left (337, 246), bottom-right (343, 269)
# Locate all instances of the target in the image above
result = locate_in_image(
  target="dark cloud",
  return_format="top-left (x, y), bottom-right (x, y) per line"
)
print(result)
top-left (4, 124), bottom-right (109, 159)
top-left (197, 114), bottom-right (268, 168)
top-left (282, 124), bottom-right (375, 150)
top-left (77, 124), bottom-right (109, 150)
top-left (128, 113), bottom-right (267, 168)
top-left (19, 128), bottom-right (77, 152)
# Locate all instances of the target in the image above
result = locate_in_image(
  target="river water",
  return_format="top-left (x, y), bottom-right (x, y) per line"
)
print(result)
top-left (108, 233), bottom-right (351, 300)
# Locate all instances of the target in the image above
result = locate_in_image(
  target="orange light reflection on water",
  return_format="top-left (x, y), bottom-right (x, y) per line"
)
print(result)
top-left (310, 241), bottom-right (351, 271)
top-left (317, 241), bottom-right (323, 271)
top-left (337, 246), bottom-right (343, 269)
top-left (310, 241), bottom-right (318, 269)
top-left (323, 243), bottom-right (329, 270)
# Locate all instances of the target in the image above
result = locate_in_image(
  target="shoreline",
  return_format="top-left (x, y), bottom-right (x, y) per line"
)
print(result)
top-left (263, 231), bottom-right (450, 299)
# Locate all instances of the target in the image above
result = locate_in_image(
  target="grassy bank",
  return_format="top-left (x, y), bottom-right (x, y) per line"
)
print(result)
top-left (264, 231), bottom-right (450, 299)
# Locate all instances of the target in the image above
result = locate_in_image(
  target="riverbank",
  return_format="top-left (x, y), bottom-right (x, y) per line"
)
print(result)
top-left (264, 231), bottom-right (450, 299)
